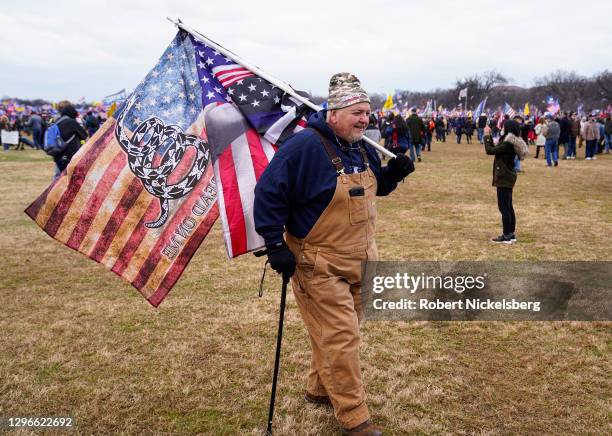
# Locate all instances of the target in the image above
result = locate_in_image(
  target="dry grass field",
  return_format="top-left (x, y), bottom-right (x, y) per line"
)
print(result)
top-left (1, 140), bottom-right (611, 435)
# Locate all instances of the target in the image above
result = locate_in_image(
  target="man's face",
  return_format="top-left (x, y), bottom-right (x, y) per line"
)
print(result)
top-left (328, 102), bottom-right (371, 143)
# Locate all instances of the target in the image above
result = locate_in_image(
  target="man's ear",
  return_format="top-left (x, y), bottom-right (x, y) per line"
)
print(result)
top-left (327, 109), bottom-right (337, 125)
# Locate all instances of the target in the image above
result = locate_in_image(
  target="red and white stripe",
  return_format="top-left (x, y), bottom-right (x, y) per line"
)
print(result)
top-left (212, 64), bottom-right (255, 88)
top-left (25, 118), bottom-right (219, 307)
top-left (214, 126), bottom-right (276, 257)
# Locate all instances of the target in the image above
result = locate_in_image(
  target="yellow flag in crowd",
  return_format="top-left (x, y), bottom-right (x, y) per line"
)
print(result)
top-left (382, 94), bottom-right (394, 110)
top-left (524, 103), bottom-right (530, 116)
top-left (107, 102), bottom-right (117, 118)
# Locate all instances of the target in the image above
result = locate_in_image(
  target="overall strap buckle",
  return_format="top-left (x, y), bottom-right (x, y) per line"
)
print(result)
top-left (308, 128), bottom-right (346, 175)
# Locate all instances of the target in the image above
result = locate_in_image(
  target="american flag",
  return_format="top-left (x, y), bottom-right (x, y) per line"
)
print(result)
top-left (503, 102), bottom-right (517, 118)
top-left (191, 36), bottom-right (312, 258)
top-left (546, 96), bottom-right (560, 115)
top-left (497, 109), bottom-right (505, 130)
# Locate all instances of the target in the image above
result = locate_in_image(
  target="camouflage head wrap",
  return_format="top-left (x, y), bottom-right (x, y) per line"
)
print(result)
top-left (327, 72), bottom-right (370, 110)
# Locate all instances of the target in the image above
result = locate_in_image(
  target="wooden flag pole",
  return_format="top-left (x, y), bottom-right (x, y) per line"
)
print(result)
top-left (166, 17), bottom-right (396, 159)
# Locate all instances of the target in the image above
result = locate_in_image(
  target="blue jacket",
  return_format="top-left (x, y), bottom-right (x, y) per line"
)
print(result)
top-left (383, 125), bottom-right (410, 152)
top-left (254, 110), bottom-right (399, 245)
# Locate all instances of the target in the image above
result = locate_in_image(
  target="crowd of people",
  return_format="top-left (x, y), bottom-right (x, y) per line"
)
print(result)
top-left (0, 101), bottom-right (107, 176)
top-left (0, 107), bottom-right (103, 151)
top-left (368, 108), bottom-right (612, 168)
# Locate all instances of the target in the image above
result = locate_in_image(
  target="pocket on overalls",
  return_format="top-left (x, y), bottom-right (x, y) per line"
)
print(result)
top-left (297, 249), bottom-right (318, 280)
top-left (348, 183), bottom-right (368, 225)
top-left (348, 196), bottom-right (367, 225)
top-left (293, 250), bottom-right (322, 337)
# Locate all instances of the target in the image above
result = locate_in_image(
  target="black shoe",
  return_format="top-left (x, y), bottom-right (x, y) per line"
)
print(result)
top-left (554, 161), bottom-right (558, 166)
top-left (507, 233), bottom-right (517, 242)
top-left (417, 156), bottom-right (421, 162)
top-left (491, 234), bottom-right (513, 244)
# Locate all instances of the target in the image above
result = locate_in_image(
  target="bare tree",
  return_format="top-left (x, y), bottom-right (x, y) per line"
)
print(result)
top-left (594, 70), bottom-right (612, 103)
top-left (455, 70), bottom-right (509, 103)
top-left (534, 71), bottom-right (589, 106)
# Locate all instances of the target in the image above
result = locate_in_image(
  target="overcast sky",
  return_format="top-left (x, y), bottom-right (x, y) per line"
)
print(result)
top-left (2, 0), bottom-right (611, 101)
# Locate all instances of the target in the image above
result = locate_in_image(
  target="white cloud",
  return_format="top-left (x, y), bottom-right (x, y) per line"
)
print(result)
top-left (1, 0), bottom-right (611, 101)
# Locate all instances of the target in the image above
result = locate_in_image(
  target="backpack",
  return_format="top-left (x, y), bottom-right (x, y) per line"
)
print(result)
top-left (44, 116), bottom-right (73, 156)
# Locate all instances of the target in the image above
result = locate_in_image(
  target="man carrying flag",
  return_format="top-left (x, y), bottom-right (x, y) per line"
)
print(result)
top-left (254, 73), bottom-right (414, 435)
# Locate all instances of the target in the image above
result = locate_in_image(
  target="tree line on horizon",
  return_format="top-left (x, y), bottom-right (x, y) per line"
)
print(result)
top-left (6, 69), bottom-right (612, 115)
top-left (365, 70), bottom-right (612, 113)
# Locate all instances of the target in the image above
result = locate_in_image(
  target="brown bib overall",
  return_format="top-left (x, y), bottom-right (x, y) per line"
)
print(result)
top-left (285, 130), bottom-right (378, 429)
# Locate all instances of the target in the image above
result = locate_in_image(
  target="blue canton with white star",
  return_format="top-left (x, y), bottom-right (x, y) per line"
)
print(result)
top-left (116, 32), bottom-right (203, 132)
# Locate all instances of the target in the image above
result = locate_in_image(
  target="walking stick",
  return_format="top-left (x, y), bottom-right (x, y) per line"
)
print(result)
top-left (254, 248), bottom-right (289, 435)
top-left (266, 274), bottom-right (289, 435)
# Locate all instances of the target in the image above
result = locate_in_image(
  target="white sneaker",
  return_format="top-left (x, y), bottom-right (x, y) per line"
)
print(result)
top-left (593, 156), bottom-right (597, 160)
top-left (586, 157), bottom-right (592, 160)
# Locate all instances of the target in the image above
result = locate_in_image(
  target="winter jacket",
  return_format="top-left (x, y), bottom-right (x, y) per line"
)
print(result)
top-left (581, 121), bottom-right (600, 141)
top-left (544, 121), bottom-right (560, 140)
top-left (535, 124), bottom-right (546, 146)
top-left (570, 119), bottom-right (581, 137)
top-left (477, 115), bottom-right (488, 129)
top-left (406, 114), bottom-right (424, 144)
top-left (254, 110), bottom-right (400, 245)
top-left (454, 117), bottom-right (466, 134)
top-left (484, 134), bottom-right (517, 189)
top-left (558, 117), bottom-right (570, 144)
top-left (384, 125), bottom-right (409, 153)
top-left (27, 114), bottom-right (44, 131)
top-left (465, 120), bottom-right (474, 135)
top-left (55, 107), bottom-right (88, 167)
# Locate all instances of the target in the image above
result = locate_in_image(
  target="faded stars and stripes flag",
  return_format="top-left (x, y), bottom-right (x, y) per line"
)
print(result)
top-left (26, 31), bottom-right (220, 307)
top-left (191, 36), bottom-right (312, 258)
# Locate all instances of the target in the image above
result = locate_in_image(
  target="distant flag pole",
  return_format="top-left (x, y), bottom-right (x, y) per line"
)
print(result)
top-left (166, 18), bottom-right (395, 159)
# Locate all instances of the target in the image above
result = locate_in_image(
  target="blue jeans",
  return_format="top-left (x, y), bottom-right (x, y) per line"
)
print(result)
top-left (559, 142), bottom-right (569, 159)
top-left (585, 140), bottom-right (597, 158)
top-left (605, 133), bottom-right (611, 153)
top-left (32, 128), bottom-right (44, 149)
top-left (567, 137), bottom-right (577, 158)
top-left (409, 142), bottom-right (421, 161)
top-left (514, 155), bottom-right (521, 171)
top-left (477, 128), bottom-right (484, 143)
top-left (544, 138), bottom-right (558, 166)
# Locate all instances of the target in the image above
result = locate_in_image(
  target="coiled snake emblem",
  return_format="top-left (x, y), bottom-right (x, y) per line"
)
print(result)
top-left (115, 96), bottom-right (210, 228)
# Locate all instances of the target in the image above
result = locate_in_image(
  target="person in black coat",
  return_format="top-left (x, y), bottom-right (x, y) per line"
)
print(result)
top-left (54, 101), bottom-right (88, 174)
top-left (465, 117), bottom-right (474, 143)
top-left (483, 119), bottom-right (526, 244)
top-left (557, 112), bottom-right (571, 159)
